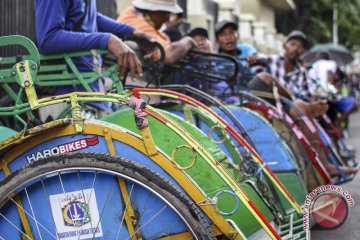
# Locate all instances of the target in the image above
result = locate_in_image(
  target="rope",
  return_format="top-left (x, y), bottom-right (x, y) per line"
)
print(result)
top-left (128, 97), bottom-right (148, 129)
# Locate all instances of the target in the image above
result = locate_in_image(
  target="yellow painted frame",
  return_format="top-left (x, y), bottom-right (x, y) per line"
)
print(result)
top-left (0, 122), bottom-right (240, 239)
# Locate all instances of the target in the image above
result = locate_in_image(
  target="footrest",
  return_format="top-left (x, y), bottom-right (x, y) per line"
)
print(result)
top-left (279, 213), bottom-right (306, 240)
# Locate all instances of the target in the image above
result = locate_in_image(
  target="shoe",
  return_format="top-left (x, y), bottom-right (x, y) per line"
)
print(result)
top-left (338, 140), bottom-right (355, 157)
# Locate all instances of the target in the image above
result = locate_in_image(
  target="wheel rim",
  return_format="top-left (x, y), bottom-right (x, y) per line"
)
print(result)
top-left (0, 156), bottom-right (211, 240)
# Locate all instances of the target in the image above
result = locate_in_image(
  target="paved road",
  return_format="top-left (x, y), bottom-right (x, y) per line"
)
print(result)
top-left (311, 111), bottom-right (360, 240)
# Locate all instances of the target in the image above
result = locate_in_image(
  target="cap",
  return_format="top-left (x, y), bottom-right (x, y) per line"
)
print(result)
top-left (286, 30), bottom-right (309, 48)
top-left (215, 20), bottom-right (238, 36)
top-left (133, 0), bottom-right (183, 14)
top-left (188, 27), bottom-right (209, 38)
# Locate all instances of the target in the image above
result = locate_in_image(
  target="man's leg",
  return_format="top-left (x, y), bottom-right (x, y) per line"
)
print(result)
top-left (248, 74), bottom-right (358, 177)
top-left (291, 100), bottom-right (358, 176)
top-left (248, 72), bottom-right (293, 100)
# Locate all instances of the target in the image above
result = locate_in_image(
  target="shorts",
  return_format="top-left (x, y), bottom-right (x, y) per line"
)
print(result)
top-left (247, 76), bottom-right (273, 92)
top-left (333, 97), bottom-right (356, 113)
top-left (247, 76), bottom-right (292, 113)
top-left (247, 75), bottom-right (276, 104)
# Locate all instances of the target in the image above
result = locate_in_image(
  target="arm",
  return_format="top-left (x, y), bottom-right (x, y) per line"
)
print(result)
top-left (97, 13), bottom-right (134, 39)
top-left (265, 55), bottom-right (294, 100)
top-left (327, 70), bottom-right (335, 84)
top-left (36, 0), bottom-right (141, 79)
top-left (164, 37), bottom-right (197, 64)
top-left (240, 43), bottom-right (258, 65)
top-left (98, 13), bottom-right (156, 57)
top-left (35, 0), bottom-right (111, 54)
top-left (273, 78), bottom-right (294, 100)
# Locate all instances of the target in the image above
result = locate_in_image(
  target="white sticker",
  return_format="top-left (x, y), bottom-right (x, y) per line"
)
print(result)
top-left (49, 189), bottom-right (103, 240)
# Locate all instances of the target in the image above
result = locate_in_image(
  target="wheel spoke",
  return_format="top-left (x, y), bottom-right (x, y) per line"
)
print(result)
top-left (116, 182), bottom-right (135, 240)
top-left (148, 219), bottom-right (183, 239)
top-left (58, 172), bottom-right (79, 230)
top-left (0, 212), bottom-right (32, 240)
top-left (24, 188), bottom-right (43, 240)
top-left (92, 174), bottom-right (116, 239)
top-left (139, 190), bottom-right (155, 217)
top-left (76, 171), bottom-right (95, 240)
top-left (128, 205), bottom-right (168, 240)
top-left (41, 178), bottom-right (60, 239)
top-left (0, 154), bottom-right (213, 239)
top-left (9, 198), bottom-right (57, 239)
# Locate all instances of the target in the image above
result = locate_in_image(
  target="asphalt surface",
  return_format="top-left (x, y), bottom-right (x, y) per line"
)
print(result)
top-left (311, 111), bottom-right (360, 240)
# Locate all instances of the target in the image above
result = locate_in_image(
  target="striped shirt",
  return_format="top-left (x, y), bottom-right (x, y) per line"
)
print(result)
top-left (268, 54), bottom-right (316, 99)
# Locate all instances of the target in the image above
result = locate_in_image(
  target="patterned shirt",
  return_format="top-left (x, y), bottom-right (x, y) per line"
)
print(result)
top-left (268, 54), bottom-right (317, 99)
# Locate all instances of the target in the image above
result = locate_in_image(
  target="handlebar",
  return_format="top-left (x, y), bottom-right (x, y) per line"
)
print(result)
top-left (237, 57), bottom-right (269, 68)
top-left (102, 39), bottom-right (166, 87)
top-left (188, 50), bottom-right (240, 80)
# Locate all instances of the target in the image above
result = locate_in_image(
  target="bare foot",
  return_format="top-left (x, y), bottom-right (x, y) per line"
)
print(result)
top-left (327, 164), bottom-right (359, 177)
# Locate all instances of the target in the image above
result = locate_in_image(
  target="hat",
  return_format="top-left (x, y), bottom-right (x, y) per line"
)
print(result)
top-left (286, 30), bottom-right (309, 48)
top-left (188, 27), bottom-right (209, 38)
top-left (133, 0), bottom-right (183, 14)
top-left (215, 20), bottom-right (238, 36)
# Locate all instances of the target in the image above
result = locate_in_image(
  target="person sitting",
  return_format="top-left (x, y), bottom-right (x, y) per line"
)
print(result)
top-left (216, 20), bottom-right (259, 65)
top-left (35, 0), bottom-right (150, 118)
top-left (213, 23), bottom-right (357, 176)
top-left (249, 30), bottom-right (358, 176)
top-left (188, 27), bottom-right (213, 52)
top-left (214, 20), bottom-right (265, 104)
top-left (173, 27), bottom-right (214, 89)
top-left (118, 0), bottom-right (197, 64)
top-left (309, 52), bottom-right (357, 127)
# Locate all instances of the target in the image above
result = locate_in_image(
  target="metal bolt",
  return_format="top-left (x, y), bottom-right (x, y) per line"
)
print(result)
top-left (12, 71), bottom-right (16, 76)
top-left (228, 232), bottom-right (237, 239)
top-left (131, 219), bottom-right (137, 226)
top-left (32, 65), bottom-right (37, 70)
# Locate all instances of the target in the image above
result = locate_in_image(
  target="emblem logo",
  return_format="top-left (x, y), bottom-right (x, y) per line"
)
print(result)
top-left (303, 185), bottom-right (355, 239)
top-left (62, 201), bottom-right (91, 227)
top-left (311, 192), bottom-right (349, 229)
top-left (50, 189), bottom-right (103, 239)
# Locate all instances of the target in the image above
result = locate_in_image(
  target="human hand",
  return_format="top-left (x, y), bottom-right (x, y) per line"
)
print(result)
top-left (131, 29), bottom-right (150, 40)
top-left (107, 35), bottom-right (142, 81)
top-left (182, 36), bottom-right (199, 50)
top-left (247, 55), bottom-right (258, 66)
top-left (311, 100), bottom-right (329, 117)
top-left (130, 30), bottom-right (157, 55)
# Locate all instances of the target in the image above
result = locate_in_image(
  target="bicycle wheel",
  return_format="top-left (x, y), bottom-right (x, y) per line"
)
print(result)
top-left (0, 152), bottom-right (215, 240)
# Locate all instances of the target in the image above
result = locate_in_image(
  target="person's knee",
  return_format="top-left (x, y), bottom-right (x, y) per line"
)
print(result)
top-left (293, 99), bottom-right (308, 113)
top-left (256, 72), bottom-right (274, 85)
top-left (247, 73), bottom-right (273, 92)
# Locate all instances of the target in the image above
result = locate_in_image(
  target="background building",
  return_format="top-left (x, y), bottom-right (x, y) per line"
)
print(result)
top-left (115, 0), bottom-right (295, 53)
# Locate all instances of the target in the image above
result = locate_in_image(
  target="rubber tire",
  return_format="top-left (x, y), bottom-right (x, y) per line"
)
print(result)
top-left (0, 152), bottom-right (216, 240)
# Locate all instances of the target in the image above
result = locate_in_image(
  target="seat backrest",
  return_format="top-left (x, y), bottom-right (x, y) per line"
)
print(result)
top-left (0, 126), bottom-right (18, 142)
